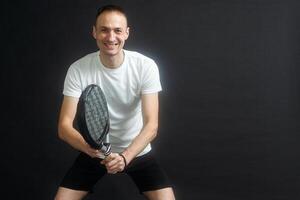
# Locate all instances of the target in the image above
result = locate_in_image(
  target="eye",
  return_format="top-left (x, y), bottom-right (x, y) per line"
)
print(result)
top-left (100, 28), bottom-right (108, 33)
top-left (115, 29), bottom-right (122, 34)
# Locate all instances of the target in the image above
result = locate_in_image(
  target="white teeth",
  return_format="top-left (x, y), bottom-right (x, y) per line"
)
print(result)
top-left (105, 43), bottom-right (117, 46)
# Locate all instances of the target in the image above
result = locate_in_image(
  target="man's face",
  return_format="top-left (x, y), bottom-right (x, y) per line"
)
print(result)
top-left (93, 11), bottom-right (129, 57)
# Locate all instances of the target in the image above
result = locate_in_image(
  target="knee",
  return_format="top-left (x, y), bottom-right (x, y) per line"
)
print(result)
top-left (143, 187), bottom-right (176, 200)
top-left (54, 187), bottom-right (87, 200)
top-left (54, 193), bottom-right (67, 200)
top-left (54, 194), bottom-right (83, 200)
top-left (165, 187), bottom-right (176, 200)
top-left (54, 195), bottom-right (62, 200)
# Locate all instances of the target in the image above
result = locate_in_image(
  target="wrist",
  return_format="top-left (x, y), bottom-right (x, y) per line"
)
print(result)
top-left (119, 153), bottom-right (127, 168)
top-left (121, 150), bottom-right (134, 165)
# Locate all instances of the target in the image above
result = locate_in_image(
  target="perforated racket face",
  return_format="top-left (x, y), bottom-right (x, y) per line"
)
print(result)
top-left (77, 84), bottom-right (110, 148)
top-left (84, 85), bottom-right (109, 144)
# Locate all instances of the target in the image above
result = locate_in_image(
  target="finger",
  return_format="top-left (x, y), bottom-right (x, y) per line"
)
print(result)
top-left (96, 152), bottom-right (104, 158)
top-left (107, 161), bottom-right (124, 172)
top-left (108, 165), bottom-right (122, 174)
top-left (101, 156), bottom-right (113, 165)
top-left (106, 158), bottom-right (120, 168)
top-left (87, 149), bottom-right (100, 156)
top-left (88, 152), bottom-right (98, 158)
top-left (104, 153), bottom-right (118, 163)
top-left (89, 149), bottom-right (99, 154)
top-left (106, 164), bottom-right (120, 172)
top-left (101, 158), bottom-right (109, 165)
top-left (106, 153), bottom-right (118, 160)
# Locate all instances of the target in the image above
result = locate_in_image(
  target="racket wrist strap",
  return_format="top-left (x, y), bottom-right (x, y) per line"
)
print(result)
top-left (119, 153), bottom-right (127, 168)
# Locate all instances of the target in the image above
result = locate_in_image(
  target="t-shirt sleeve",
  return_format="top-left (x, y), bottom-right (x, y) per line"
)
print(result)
top-left (141, 60), bottom-right (162, 94)
top-left (63, 64), bottom-right (82, 98)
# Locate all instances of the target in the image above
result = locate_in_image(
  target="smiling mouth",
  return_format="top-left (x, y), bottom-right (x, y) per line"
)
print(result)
top-left (104, 42), bottom-right (118, 49)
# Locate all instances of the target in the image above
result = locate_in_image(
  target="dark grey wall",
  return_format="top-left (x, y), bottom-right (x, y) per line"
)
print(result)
top-left (2, 0), bottom-right (299, 199)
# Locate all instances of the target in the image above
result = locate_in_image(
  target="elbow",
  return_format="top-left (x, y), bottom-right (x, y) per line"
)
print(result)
top-left (150, 123), bottom-right (159, 140)
top-left (57, 122), bottom-right (66, 141)
top-left (152, 131), bottom-right (158, 141)
top-left (57, 126), bottom-right (64, 141)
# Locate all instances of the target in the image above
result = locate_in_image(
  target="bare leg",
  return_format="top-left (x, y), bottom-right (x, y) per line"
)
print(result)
top-left (54, 187), bottom-right (89, 200)
top-left (143, 187), bottom-right (175, 200)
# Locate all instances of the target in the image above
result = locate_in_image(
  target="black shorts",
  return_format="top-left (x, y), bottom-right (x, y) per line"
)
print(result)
top-left (60, 151), bottom-right (172, 193)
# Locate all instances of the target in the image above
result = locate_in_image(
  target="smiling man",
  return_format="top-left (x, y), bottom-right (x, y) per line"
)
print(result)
top-left (54, 5), bottom-right (175, 200)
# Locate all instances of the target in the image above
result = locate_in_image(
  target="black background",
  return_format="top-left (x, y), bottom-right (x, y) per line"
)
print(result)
top-left (1, 0), bottom-right (300, 199)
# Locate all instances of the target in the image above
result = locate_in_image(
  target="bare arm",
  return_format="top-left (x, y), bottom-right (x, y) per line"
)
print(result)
top-left (58, 96), bottom-right (102, 158)
top-left (122, 93), bottom-right (159, 163)
top-left (103, 93), bottom-right (159, 173)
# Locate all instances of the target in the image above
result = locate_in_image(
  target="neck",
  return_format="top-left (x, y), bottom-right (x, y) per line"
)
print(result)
top-left (99, 50), bottom-right (124, 69)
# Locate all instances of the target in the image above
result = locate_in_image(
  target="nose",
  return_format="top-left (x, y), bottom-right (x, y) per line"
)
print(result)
top-left (107, 30), bottom-right (116, 41)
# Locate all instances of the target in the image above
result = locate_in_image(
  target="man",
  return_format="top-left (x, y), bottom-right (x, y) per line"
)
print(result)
top-left (55, 5), bottom-right (175, 200)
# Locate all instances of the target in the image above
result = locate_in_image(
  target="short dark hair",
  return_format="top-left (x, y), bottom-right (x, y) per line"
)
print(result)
top-left (95, 5), bottom-right (128, 25)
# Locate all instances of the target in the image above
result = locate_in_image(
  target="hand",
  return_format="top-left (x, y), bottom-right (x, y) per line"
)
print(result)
top-left (83, 143), bottom-right (104, 158)
top-left (101, 153), bottom-right (126, 174)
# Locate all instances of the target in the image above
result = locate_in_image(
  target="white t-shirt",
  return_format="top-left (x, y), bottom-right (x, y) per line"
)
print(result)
top-left (63, 50), bottom-right (162, 156)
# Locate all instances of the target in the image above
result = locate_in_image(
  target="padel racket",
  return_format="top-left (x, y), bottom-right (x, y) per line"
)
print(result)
top-left (76, 84), bottom-right (111, 157)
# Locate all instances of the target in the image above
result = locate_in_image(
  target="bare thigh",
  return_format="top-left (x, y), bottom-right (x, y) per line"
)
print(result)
top-left (143, 187), bottom-right (175, 200)
top-left (54, 187), bottom-right (89, 200)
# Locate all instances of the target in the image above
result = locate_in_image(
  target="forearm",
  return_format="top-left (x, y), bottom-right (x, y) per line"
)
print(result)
top-left (122, 122), bottom-right (158, 164)
top-left (58, 123), bottom-right (89, 153)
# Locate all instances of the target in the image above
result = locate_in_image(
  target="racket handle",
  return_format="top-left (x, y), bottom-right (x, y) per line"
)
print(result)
top-left (100, 142), bottom-right (111, 156)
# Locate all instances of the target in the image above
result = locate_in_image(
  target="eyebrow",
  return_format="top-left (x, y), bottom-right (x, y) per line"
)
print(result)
top-left (99, 26), bottom-right (123, 29)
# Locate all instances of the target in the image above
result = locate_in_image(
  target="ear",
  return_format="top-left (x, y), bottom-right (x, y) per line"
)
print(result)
top-left (125, 27), bottom-right (130, 40)
top-left (92, 26), bottom-right (97, 39)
